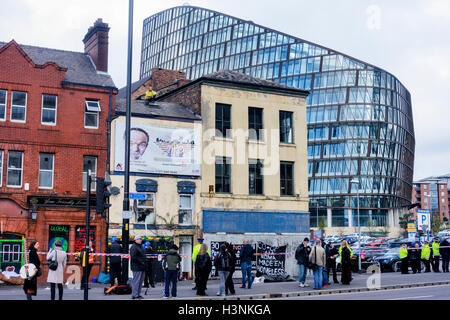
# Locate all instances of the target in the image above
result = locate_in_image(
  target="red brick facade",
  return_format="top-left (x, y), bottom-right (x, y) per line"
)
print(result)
top-left (159, 83), bottom-right (202, 115)
top-left (0, 40), bottom-right (116, 283)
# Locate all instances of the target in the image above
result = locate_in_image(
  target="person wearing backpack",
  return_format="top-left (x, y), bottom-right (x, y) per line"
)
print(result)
top-left (214, 244), bottom-right (231, 296)
top-left (162, 244), bottom-right (182, 298)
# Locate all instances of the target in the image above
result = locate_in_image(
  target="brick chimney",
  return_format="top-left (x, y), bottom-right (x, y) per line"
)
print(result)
top-left (83, 19), bottom-right (110, 73)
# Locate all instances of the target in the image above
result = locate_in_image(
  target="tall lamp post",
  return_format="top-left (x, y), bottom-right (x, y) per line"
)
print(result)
top-left (350, 179), bottom-right (361, 273)
top-left (121, 0), bottom-right (134, 285)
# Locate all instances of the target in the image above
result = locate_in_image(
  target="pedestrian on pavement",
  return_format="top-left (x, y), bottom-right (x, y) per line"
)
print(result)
top-left (107, 237), bottom-right (122, 286)
top-left (195, 243), bottom-right (212, 296)
top-left (295, 237), bottom-right (311, 288)
top-left (409, 243), bottom-right (422, 274)
top-left (215, 243), bottom-right (232, 296)
top-left (321, 239), bottom-right (329, 288)
top-left (130, 235), bottom-right (146, 300)
top-left (46, 240), bottom-right (67, 300)
top-left (239, 240), bottom-right (254, 289)
top-left (225, 242), bottom-right (236, 295)
top-left (163, 243), bottom-right (181, 298)
top-left (327, 242), bottom-right (339, 284)
top-left (80, 240), bottom-right (95, 290)
top-left (309, 239), bottom-right (326, 290)
top-left (440, 237), bottom-right (450, 272)
top-left (421, 240), bottom-right (432, 273)
top-left (431, 237), bottom-right (441, 272)
top-left (143, 242), bottom-right (155, 288)
top-left (340, 240), bottom-right (352, 285)
top-left (399, 243), bottom-right (409, 274)
top-left (191, 237), bottom-right (206, 291)
top-left (23, 241), bottom-right (41, 300)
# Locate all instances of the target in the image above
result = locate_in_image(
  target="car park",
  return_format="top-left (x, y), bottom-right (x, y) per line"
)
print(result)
top-left (372, 247), bottom-right (425, 272)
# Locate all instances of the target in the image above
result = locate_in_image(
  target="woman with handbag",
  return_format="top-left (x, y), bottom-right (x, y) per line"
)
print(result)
top-left (308, 239), bottom-right (326, 290)
top-left (23, 241), bottom-right (42, 300)
top-left (46, 240), bottom-right (67, 300)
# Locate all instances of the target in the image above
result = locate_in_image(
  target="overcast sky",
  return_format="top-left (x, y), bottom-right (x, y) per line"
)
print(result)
top-left (1, 0), bottom-right (449, 181)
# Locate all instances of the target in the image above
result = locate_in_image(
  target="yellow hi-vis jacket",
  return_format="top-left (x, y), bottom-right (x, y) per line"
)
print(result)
top-left (145, 89), bottom-right (157, 100)
top-left (339, 245), bottom-right (353, 259)
top-left (399, 247), bottom-right (408, 259)
top-left (421, 244), bottom-right (431, 260)
top-left (432, 241), bottom-right (441, 257)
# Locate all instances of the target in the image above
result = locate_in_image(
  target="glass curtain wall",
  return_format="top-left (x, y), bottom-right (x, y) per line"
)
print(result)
top-left (140, 6), bottom-right (415, 228)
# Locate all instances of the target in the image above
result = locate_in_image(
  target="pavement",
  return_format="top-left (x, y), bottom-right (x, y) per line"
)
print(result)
top-left (1, 271), bottom-right (450, 300)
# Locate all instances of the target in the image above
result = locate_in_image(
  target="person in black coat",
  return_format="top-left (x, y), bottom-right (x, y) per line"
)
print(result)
top-left (225, 242), bottom-right (236, 295)
top-left (23, 241), bottom-right (41, 300)
top-left (440, 237), bottom-right (450, 273)
top-left (130, 236), bottom-right (146, 299)
top-left (295, 238), bottom-right (311, 287)
top-left (409, 243), bottom-right (422, 274)
top-left (107, 237), bottom-right (122, 286)
top-left (195, 244), bottom-right (212, 296)
top-left (143, 242), bottom-right (155, 288)
top-left (327, 242), bottom-right (339, 284)
top-left (340, 241), bottom-right (352, 285)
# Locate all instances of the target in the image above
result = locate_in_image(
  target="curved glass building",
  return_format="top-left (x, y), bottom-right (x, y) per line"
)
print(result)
top-left (140, 5), bottom-right (415, 232)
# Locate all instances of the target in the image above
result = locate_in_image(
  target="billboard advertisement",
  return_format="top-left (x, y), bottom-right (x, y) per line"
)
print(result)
top-left (114, 121), bottom-right (201, 176)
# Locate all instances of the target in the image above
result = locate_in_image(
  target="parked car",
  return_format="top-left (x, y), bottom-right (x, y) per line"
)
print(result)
top-left (372, 247), bottom-right (425, 272)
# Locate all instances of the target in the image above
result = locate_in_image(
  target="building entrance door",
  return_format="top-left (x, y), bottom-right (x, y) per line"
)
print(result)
top-left (179, 236), bottom-right (192, 279)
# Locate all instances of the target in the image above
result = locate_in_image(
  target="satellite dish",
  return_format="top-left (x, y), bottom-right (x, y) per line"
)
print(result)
top-left (110, 186), bottom-right (121, 196)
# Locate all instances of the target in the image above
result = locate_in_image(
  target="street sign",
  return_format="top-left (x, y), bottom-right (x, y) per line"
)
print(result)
top-left (130, 193), bottom-right (147, 200)
top-left (408, 232), bottom-right (416, 241)
top-left (417, 209), bottom-right (430, 232)
top-left (123, 210), bottom-right (133, 219)
top-left (407, 223), bottom-right (417, 233)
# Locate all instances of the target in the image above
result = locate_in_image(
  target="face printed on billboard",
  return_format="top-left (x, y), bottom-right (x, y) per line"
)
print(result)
top-left (114, 121), bottom-right (201, 176)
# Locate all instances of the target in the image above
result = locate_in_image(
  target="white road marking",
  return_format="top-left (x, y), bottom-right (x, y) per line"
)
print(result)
top-left (386, 295), bottom-right (433, 300)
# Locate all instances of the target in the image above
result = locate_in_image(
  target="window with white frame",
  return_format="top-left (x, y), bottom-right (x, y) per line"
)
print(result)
top-left (0, 150), bottom-right (3, 187)
top-left (82, 156), bottom-right (97, 191)
top-left (41, 94), bottom-right (57, 125)
top-left (179, 194), bottom-right (193, 225)
top-left (84, 100), bottom-right (100, 129)
top-left (7, 151), bottom-right (23, 187)
top-left (11, 91), bottom-right (27, 122)
top-left (135, 193), bottom-right (155, 223)
top-left (39, 153), bottom-right (54, 189)
top-left (0, 90), bottom-right (6, 121)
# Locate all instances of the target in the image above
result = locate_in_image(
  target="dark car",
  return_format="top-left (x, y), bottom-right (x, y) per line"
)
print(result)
top-left (372, 248), bottom-right (425, 272)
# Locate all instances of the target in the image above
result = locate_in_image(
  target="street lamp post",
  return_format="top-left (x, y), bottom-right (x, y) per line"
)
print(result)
top-left (121, 0), bottom-right (134, 285)
top-left (350, 179), bottom-right (361, 273)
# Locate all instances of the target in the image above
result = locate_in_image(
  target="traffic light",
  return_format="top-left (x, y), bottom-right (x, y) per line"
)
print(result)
top-left (96, 177), bottom-right (112, 216)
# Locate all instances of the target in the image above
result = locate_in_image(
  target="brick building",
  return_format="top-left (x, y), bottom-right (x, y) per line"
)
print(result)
top-left (0, 19), bottom-right (117, 283)
top-left (411, 174), bottom-right (450, 223)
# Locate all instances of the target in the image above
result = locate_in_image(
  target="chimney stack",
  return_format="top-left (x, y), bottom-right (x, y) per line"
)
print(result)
top-left (83, 18), bottom-right (110, 73)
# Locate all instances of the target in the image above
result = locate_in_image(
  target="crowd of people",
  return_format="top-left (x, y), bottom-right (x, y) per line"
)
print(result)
top-left (398, 237), bottom-right (450, 274)
top-left (19, 235), bottom-right (450, 300)
top-left (295, 237), bottom-right (352, 290)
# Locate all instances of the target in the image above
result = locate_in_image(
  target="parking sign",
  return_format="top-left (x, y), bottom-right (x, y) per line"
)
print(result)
top-left (417, 209), bottom-right (430, 232)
